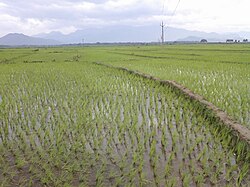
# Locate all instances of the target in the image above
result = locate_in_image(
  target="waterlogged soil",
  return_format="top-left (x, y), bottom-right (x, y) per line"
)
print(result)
top-left (0, 62), bottom-right (249, 186)
top-left (95, 62), bottom-right (250, 145)
top-left (79, 89), bottom-right (248, 186)
top-left (1, 97), bottom-right (248, 186)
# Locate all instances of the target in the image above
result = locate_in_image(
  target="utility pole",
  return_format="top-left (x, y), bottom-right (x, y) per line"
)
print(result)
top-left (160, 21), bottom-right (165, 44)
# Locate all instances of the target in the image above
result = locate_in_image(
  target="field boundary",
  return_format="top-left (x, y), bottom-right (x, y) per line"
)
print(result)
top-left (94, 61), bottom-right (250, 146)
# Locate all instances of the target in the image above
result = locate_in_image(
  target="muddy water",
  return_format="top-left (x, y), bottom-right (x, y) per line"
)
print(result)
top-left (2, 63), bottom-right (249, 186)
top-left (82, 88), bottom-right (249, 186)
top-left (2, 86), bottom-right (249, 186)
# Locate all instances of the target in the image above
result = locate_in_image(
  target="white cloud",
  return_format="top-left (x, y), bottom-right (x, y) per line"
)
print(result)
top-left (0, 2), bottom-right (7, 7)
top-left (0, 0), bottom-right (250, 37)
top-left (74, 2), bottom-right (97, 11)
top-left (168, 0), bottom-right (250, 32)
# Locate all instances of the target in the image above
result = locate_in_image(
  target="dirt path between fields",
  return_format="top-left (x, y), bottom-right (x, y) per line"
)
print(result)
top-left (94, 62), bottom-right (250, 146)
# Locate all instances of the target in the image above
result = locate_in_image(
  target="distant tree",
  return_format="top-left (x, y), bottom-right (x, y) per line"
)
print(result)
top-left (226, 39), bottom-right (234, 43)
top-left (200, 39), bottom-right (207, 43)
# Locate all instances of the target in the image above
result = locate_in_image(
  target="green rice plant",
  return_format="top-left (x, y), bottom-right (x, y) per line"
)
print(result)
top-left (194, 172), bottom-right (204, 185)
top-left (236, 163), bottom-right (249, 186)
top-left (166, 177), bottom-right (177, 187)
top-left (182, 173), bottom-right (192, 187)
top-left (164, 161), bottom-right (172, 178)
top-left (0, 47), bottom-right (249, 186)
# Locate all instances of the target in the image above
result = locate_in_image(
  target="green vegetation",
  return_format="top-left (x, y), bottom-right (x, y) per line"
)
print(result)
top-left (0, 45), bottom-right (249, 186)
top-left (86, 44), bottom-right (250, 128)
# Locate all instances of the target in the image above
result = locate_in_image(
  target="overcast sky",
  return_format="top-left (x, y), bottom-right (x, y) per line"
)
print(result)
top-left (1, 0), bottom-right (250, 37)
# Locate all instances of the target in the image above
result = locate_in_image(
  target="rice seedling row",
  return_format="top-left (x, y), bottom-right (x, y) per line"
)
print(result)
top-left (86, 44), bottom-right (250, 128)
top-left (0, 59), bottom-right (249, 186)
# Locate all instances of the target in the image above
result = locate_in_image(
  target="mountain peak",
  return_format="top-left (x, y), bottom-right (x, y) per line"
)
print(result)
top-left (7, 33), bottom-right (23, 35)
top-left (0, 33), bottom-right (61, 46)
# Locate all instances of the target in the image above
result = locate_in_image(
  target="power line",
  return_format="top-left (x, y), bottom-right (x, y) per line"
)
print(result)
top-left (166, 0), bottom-right (181, 29)
top-left (160, 0), bottom-right (181, 43)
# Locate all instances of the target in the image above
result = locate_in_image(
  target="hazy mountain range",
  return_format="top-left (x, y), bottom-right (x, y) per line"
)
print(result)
top-left (0, 33), bottom-right (61, 46)
top-left (0, 25), bottom-right (249, 46)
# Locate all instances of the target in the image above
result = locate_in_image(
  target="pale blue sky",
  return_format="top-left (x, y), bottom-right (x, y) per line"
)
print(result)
top-left (0, 0), bottom-right (250, 36)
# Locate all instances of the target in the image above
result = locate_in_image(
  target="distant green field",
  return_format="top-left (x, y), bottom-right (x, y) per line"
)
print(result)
top-left (0, 45), bottom-right (249, 186)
